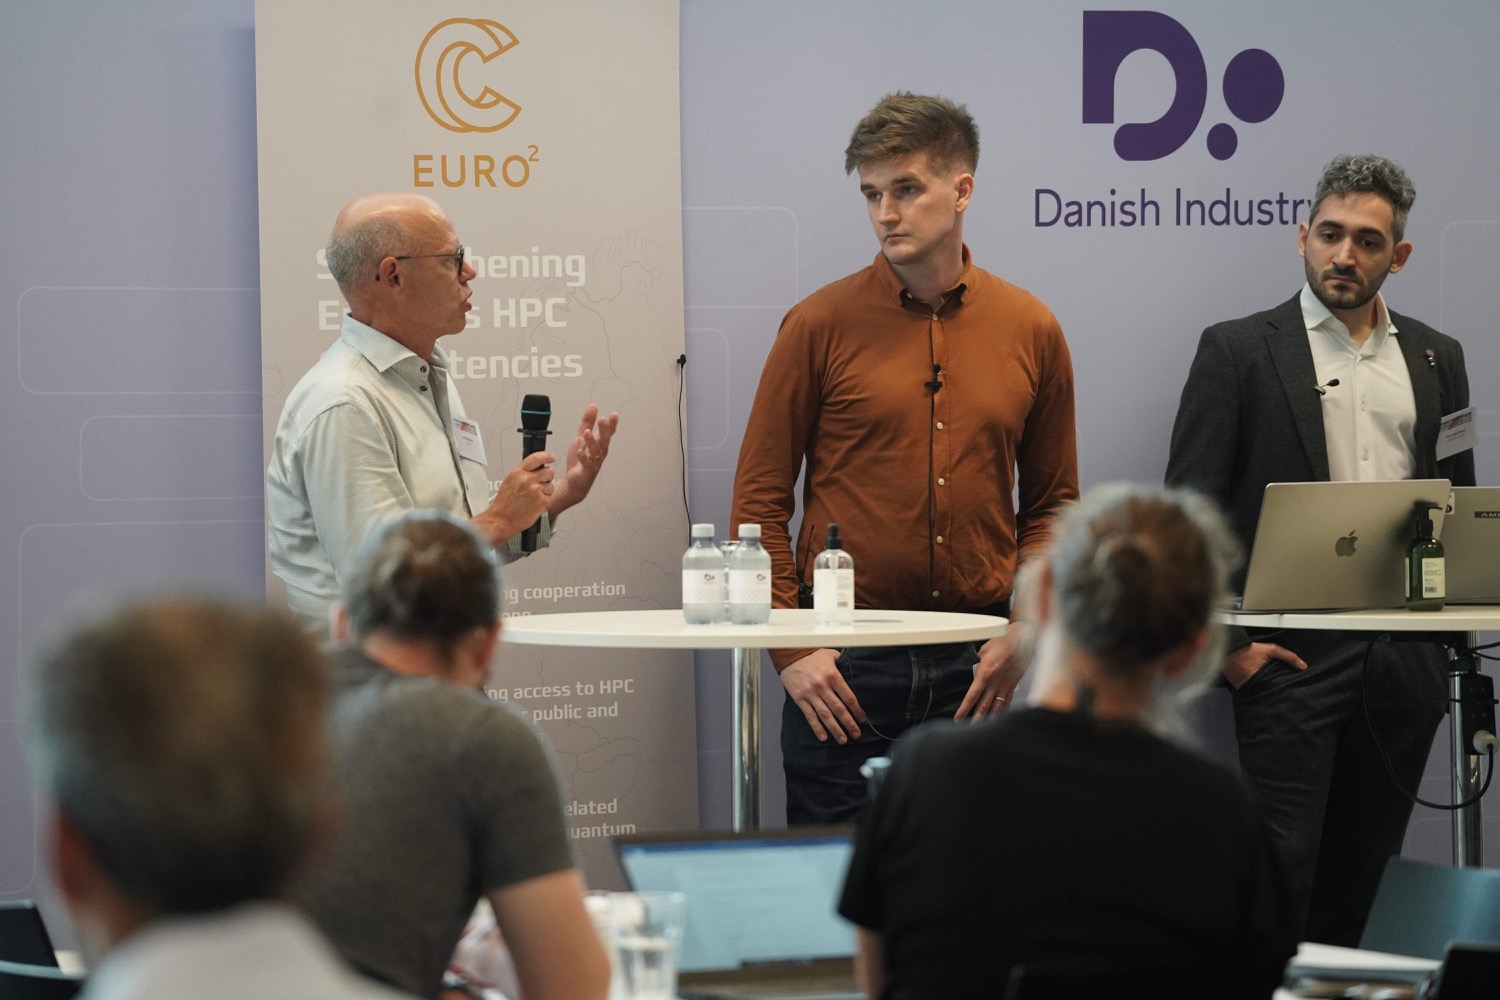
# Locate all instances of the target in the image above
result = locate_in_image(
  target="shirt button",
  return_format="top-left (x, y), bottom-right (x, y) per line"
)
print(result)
top-left (936, 421), bottom-right (944, 430)
top-left (419, 385), bottom-right (428, 392)
top-left (936, 535), bottom-right (944, 544)
top-left (1360, 397), bottom-right (1367, 411)
top-left (937, 477), bottom-right (946, 486)
top-left (1362, 447), bottom-right (1370, 461)
top-left (932, 590), bottom-right (941, 598)
top-left (420, 365), bottom-right (428, 373)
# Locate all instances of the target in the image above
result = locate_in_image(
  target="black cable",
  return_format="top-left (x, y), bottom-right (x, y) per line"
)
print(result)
top-left (676, 353), bottom-right (689, 536)
top-left (1361, 637), bottom-right (1496, 811)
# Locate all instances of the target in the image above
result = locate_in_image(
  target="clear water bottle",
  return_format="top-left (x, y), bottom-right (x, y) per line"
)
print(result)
top-left (682, 523), bottom-right (727, 624)
top-left (727, 524), bottom-right (772, 625)
top-left (814, 523), bottom-right (855, 627)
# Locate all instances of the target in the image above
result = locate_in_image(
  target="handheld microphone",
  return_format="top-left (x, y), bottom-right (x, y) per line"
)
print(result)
top-left (518, 394), bottom-right (552, 552)
top-left (1315, 378), bottom-right (1341, 397)
top-left (924, 363), bottom-right (944, 394)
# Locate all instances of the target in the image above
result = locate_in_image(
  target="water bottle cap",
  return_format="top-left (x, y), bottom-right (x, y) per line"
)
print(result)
top-left (738, 524), bottom-right (761, 539)
top-left (691, 523), bottom-right (715, 539)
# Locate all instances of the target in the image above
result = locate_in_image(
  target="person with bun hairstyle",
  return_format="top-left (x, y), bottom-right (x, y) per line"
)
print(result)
top-left (837, 485), bottom-right (1294, 1000)
top-left (296, 509), bottom-right (608, 1000)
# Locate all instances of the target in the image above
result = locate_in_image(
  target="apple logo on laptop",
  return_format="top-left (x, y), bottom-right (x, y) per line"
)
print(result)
top-left (1334, 531), bottom-right (1358, 557)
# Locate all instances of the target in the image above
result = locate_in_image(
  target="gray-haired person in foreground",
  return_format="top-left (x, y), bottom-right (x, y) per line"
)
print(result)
top-left (839, 485), bottom-right (1295, 1000)
top-left (25, 600), bottom-right (409, 1000)
top-left (296, 508), bottom-right (609, 1000)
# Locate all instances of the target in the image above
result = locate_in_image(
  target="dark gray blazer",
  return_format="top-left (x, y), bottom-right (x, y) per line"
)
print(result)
top-left (1167, 293), bottom-right (1475, 597)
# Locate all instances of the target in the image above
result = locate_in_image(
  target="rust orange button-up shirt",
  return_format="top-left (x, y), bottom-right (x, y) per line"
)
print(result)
top-left (731, 249), bottom-right (1078, 669)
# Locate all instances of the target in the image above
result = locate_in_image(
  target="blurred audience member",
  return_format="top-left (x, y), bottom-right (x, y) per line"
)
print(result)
top-left (25, 601), bottom-right (404, 1000)
top-left (297, 509), bottom-right (609, 1000)
top-left (839, 485), bottom-right (1295, 1000)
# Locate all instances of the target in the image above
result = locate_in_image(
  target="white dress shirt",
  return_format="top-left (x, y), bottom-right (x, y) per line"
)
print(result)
top-left (80, 903), bottom-right (411, 1000)
top-left (1301, 283), bottom-right (1417, 482)
top-left (267, 313), bottom-right (548, 635)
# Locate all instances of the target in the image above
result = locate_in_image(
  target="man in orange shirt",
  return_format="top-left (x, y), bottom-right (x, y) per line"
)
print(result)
top-left (732, 93), bottom-right (1079, 823)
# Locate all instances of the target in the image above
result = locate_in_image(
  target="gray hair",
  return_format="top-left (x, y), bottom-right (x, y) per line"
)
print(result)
top-left (1310, 154), bottom-right (1416, 242)
top-left (25, 601), bottom-right (330, 914)
top-left (1050, 484), bottom-right (1241, 692)
top-left (343, 509), bottom-right (502, 656)
top-left (844, 92), bottom-right (980, 177)
top-left (325, 215), bottom-right (416, 294)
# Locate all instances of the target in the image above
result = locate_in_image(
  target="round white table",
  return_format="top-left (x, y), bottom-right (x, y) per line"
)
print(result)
top-left (1223, 606), bottom-right (1500, 865)
top-left (502, 608), bottom-right (1008, 829)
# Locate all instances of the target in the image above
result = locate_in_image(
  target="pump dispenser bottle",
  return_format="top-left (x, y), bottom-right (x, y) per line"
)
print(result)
top-left (1405, 501), bottom-right (1445, 612)
top-left (814, 523), bottom-right (855, 627)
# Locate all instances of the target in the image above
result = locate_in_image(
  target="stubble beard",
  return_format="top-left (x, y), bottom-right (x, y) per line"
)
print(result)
top-left (1306, 255), bottom-right (1383, 315)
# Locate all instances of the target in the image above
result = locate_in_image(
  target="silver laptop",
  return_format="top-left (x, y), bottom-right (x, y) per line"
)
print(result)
top-left (1237, 480), bottom-right (1451, 612)
top-left (1438, 487), bottom-right (1500, 604)
top-left (613, 828), bottom-right (860, 1000)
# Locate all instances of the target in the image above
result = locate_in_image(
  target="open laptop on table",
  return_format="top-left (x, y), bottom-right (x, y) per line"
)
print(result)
top-left (1234, 480), bottom-right (1450, 612)
top-left (1439, 487), bottom-right (1500, 604)
top-left (613, 827), bottom-right (861, 1000)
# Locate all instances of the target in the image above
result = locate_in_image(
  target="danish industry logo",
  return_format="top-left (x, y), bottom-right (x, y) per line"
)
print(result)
top-left (1036, 11), bottom-right (1304, 231)
top-left (1082, 9), bottom-right (1284, 161)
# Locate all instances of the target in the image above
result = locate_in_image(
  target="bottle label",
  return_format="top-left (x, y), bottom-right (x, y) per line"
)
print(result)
top-left (1422, 558), bottom-right (1445, 599)
top-left (814, 568), bottom-right (854, 612)
top-left (682, 568), bottom-right (726, 605)
top-left (728, 569), bottom-right (771, 604)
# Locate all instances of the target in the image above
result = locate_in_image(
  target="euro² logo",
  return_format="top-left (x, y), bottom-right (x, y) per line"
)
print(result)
top-left (415, 18), bottom-right (522, 133)
top-left (1082, 10), bottom-right (1284, 161)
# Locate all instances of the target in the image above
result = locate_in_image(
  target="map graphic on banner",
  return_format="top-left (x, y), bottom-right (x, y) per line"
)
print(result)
top-left (254, 0), bottom-right (695, 884)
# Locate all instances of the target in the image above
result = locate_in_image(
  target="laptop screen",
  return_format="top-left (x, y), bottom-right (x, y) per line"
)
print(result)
top-left (614, 829), bottom-right (856, 973)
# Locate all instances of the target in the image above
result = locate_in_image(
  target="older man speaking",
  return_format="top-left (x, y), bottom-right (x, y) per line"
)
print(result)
top-left (267, 192), bottom-right (617, 635)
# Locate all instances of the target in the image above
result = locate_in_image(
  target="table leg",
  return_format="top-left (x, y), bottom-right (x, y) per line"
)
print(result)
top-left (731, 646), bottom-right (762, 831)
top-left (1451, 632), bottom-right (1486, 866)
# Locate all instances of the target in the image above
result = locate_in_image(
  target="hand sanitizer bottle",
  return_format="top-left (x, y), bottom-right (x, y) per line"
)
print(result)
top-left (1405, 502), bottom-right (1445, 612)
top-left (814, 523), bottom-right (855, 627)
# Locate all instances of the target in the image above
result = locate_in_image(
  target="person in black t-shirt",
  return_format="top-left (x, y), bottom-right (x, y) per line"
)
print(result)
top-left (838, 485), bottom-right (1296, 1000)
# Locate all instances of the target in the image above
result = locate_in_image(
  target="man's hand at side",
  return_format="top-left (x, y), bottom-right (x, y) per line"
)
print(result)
top-left (473, 451), bottom-right (555, 547)
top-left (1223, 641), bottom-right (1308, 689)
top-left (955, 626), bottom-right (1031, 721)
top-left (781, 649), bottom-right (865, 744)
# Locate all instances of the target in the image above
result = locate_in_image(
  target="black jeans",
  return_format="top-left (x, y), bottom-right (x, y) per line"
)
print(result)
top-left (782, 641), bottom-right (981, 825)
top-left (1232, 629), bottom-right (1447, 945)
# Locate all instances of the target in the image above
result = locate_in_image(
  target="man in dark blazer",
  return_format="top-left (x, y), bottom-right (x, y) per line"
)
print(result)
top-left (1167, 154), bottom-right (1475, 946)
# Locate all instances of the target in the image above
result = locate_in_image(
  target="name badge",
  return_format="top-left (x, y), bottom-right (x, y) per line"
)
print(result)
top-left (1436, 406), bottom-right (1477, 462)
top-left (451, 415), bottom-right (488, 466)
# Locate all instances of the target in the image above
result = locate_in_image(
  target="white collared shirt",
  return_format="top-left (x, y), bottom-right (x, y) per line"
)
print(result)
top-left (267, 313), bottom-right (548, 636)
top-left (1301, 283), bottom-right (1416, 482)
top-left (80, 903), bottom-right (411, 1000)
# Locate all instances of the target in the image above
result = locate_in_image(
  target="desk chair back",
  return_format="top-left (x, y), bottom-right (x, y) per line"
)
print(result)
top-left (1359, 858), bottom-right (1500, 960)
top-left (1431, 942), bottom-right (1500, 1000)
top-left (0, 958), bottom-right (83, 1000)
top-left (0, 904), bottom-right (57, 966)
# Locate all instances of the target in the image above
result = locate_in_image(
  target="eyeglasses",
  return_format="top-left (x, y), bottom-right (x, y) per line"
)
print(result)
top-left (387, 245), bottom-right (467, 276)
